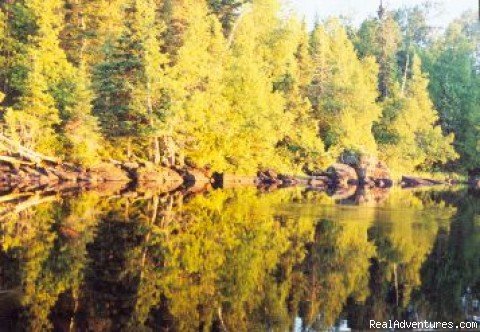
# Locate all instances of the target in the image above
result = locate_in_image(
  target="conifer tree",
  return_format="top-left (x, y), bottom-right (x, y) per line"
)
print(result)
top-left (0, 8), bottom-right (5, 99)
top-left (61, 0), bottom-right (130, 68)
top-left (224, 0), bottom-right (292, 173)
top-left (24, 0), bottom-right (76, 104)
top-left (4, 54), bottom-right (61, 153)
top-left (376, 55), bottom-right (457, 172)
top-left (64, 65), bottom-right (103, 166)
top-left (309, 20), bottom-right (381, 157)
top-left (275, 20), bottom-right (326, 171)
top-left (207, 0), bottom-right (247, 36)
top-left (354, 11), bottom-right (401, 99)
top-left (423, 17), bottom-right (480, 169)
top-left (93, 0), bottom-right (168, 161)
top-left (168, 0), bottom-right (231, 169)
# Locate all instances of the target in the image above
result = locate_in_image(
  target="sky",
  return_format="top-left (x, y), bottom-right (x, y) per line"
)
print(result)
top-left (288, 0), bottom-right (477, 28)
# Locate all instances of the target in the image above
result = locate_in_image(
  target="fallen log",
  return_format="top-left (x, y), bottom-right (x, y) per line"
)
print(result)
top-left (0, 155), bottom-right (34, 167)
top-left (0, 134), bottom-right (59, 164)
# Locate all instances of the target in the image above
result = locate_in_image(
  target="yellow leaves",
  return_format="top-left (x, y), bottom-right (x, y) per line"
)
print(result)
top-left (310, 21), bottom-right (380, 157)
top-left (5, 53), bottom-right (62, 153)
top-left (378, 55), bottom-right (458, 172)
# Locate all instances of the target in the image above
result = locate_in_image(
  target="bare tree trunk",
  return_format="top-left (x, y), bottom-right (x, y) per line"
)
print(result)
top-left (177, 149), bottom-right (184, 167)
top-left (79, 0), bottom-right (86, 64)
top-left (227, 4), bottom-right (252, 48)
top-left (69, 288), bottom-right (79, 331)
top-left (401, 52), bottom-right (410, 96)
top-left (127, 138), bottom-right (132, 159)
top-left (146, 81), bottom-right (161, 164)
top-left (140, 195), bottom-right (159, 274)
top-left (153, 137), bottom-right (161, 165)
top-left (169, 137), bottom-right (176, 166)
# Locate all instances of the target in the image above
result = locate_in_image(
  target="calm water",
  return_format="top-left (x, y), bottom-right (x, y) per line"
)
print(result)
top-left (0, 186), bottom-right (479, 331)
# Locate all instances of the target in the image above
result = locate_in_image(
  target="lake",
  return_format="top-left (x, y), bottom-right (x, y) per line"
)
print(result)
top-left (0, 186), bottom-right (479, 331)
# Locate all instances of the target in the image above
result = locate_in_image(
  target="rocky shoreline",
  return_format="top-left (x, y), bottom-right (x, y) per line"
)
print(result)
top-left (0, 153), bottom-right (471, 198)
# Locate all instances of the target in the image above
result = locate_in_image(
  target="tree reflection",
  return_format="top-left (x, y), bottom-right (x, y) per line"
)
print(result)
top-left (418, 193), bottom-right (480, 322)
top-left (0, 187), bottom-right (473, 331)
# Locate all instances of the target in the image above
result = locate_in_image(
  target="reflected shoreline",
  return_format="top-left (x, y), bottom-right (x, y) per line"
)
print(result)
top-left (0, 185), bottom-right (477, 331)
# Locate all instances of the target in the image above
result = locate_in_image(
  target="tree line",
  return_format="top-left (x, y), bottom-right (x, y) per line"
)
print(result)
top-left (0, 0), bottom-right (478, 175)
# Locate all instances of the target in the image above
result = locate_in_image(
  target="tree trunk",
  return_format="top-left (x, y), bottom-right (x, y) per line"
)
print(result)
top-left (146, 81), bottom-right (161, 164)
top-left (401, 52), bottom-right (410, 95)
top-left (127, 138), bottom-right (132, 159)
top-left (153, 137), bottom-right (161, 165)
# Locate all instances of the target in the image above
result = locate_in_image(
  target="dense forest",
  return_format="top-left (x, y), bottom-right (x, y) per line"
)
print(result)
top-left (0, 0), bottom-right (478, 176)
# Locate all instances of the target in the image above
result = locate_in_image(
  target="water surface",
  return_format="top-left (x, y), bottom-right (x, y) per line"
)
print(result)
top-left (0, 186), bottom-right (478, 331)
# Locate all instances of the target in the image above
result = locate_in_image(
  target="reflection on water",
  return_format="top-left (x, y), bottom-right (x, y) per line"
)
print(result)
top-left (0, 186), bottom-right (478, 331)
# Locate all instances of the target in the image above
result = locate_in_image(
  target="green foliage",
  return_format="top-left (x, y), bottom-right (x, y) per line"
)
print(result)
top-left (354, 14), bottom-right (402, 99)
top-left (309, 20), bottom-right (381, 158)
top-left (421, 15), bottom-right (480, 169)
top-left (207, 0), bottom-right (247, 36)
top-left (376, 56), bottom-right (458, 173)
top-left (0, 178), bottom-right (469, 330)
top-left (0, 0), bottom-right (474, 173)
top-left (64, 65), bottom-right (103, 165)
top-left (5, 55), bottom-right (62, 154)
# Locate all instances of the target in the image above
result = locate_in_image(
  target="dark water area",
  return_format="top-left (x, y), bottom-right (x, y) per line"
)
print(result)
top-left (0, 186), bottom-right (479, 331)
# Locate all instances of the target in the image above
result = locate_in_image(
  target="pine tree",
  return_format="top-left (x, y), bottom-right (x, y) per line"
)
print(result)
top-left (93, 0), bottom-right (168, 161)
top-left (24, 0), bottom-right (76, 99)
top-left (309, 20), bottom-right (381, 158)
top-left (5, 55), bottom-right (61, 153)
top-left (423, 16), bottom-right (480, 169)
top-left (207, 0), bottom-right (247, 36)
top-left (377, 55), bottom-right (458, 172)
top-left (130, 0), bottom-right (169, 164)
top-left (61, 0), bottom-right (130, 68)
top-left (0, 7), bottom-right (5, 100)
top-left (0, 1), bottom-right (37, 104)
top-left (64, 65), bottom-right (103, 166)
top-left (223, 0), bottom-right (292, 173)
top-left (167, 0), bottom-right (231, 169)
top-left (2, 0), bottom-right (105, 163)
top-left (354, 11), bottom-right (401, 99)
top-left (275, 20), bottom-right (326, 172)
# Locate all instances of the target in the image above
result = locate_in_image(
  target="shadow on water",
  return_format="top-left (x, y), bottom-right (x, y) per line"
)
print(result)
top-left (0, 185), bottom-right (478, 331)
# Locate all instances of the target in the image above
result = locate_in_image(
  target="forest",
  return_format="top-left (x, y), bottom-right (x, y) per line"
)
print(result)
top-left (0, 0), bottom-right (478, 177)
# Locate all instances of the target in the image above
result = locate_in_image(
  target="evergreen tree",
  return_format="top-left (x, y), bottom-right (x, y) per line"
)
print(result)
top-left (0, 7), bottom-right (5, 101)
top-left (275, 20), bottom-right (326, 171)
top-left (64, 65), bottom-right (103, 166)
top-left (354, 11), bottom-right (401, 99)
top-left (376, 55), bottom-right (457, 172)
top-left (5, 55), bottom-right (62, 153)
top-left (93, 0), bottom-right (168, 160)
top-left (422, 16), bottom-right (480, 169)
top-left (62, 0), bottom-right (130, 68)
top-left (224, 0), bottom-right (292, 173)
top-left (168, 0), bottom-right (231, 169)
top-left (309, 20), bottom-right (381, 157)
top-left (207, 0), bottom-right (247, 36)
top-left (0, 1), bottom-right (37, 104)
top-left (0, 0), bottom-right (474, 174)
